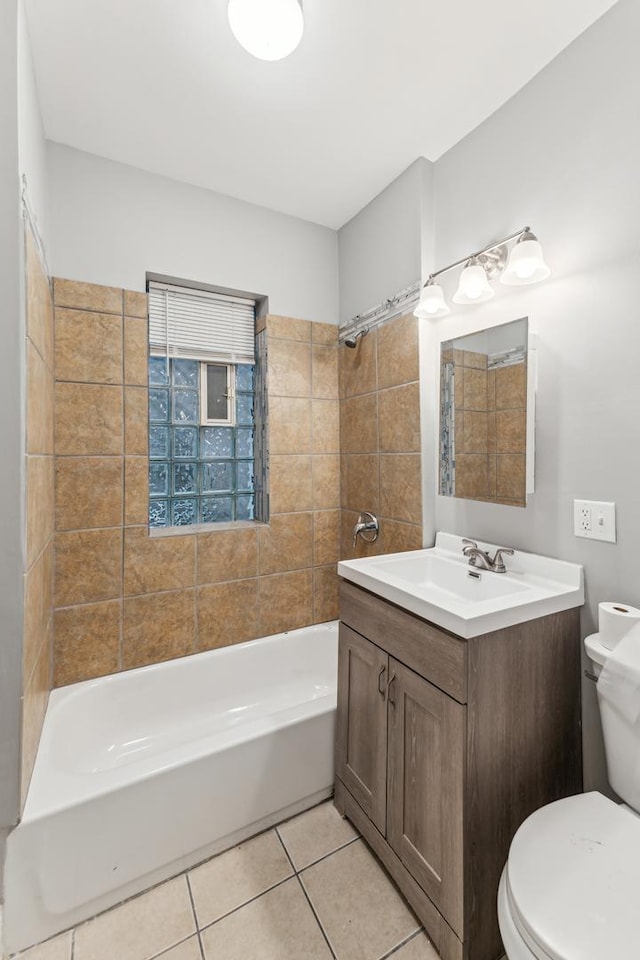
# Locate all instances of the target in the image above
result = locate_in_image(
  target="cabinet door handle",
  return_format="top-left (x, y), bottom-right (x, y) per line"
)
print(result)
top-left (377, 666), bottom-right (387, 697)
top-left (387, 674), bottom-right (397, 706)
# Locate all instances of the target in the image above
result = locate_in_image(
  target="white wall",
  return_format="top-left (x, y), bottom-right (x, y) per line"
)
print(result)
top-left (338, 158), bottom-right (433, 323)
top-left (47, 144), bottom-right (339, 325)
top-left (0, 0), bottom-right (25, 862)
top-left (427, 0), bottom-right (640, 791)
top-left (18, 0), bottom-right (47, 248)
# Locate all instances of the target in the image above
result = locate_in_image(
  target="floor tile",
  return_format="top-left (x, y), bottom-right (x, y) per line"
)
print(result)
top-left (278, 800), bottom-right (358, 870)
top-left (200, 877), bottom-right (332, 960)
top-left (74, 876), bottom-right (196, 960)
top-left (301, 839), bottom-right (420, 960)
top-left (153, 937), bottom-right (202, 960)
top-left (14, 932), bottom-right (72, 960)
top-left (389, 933), bottom-right (439, 960)
top-left (188, 829), bottom-right (293, 927)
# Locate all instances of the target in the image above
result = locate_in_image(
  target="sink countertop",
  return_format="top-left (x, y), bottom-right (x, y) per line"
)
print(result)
top-left (337, 532), bottom-right (584, 638)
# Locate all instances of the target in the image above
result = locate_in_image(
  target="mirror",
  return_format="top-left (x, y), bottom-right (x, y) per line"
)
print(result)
top-left (439, 317), bottom-right (531, 506)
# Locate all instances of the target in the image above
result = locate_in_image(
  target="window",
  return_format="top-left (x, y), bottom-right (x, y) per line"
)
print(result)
top-left (202, 363), bottom-right (234, 425)
top-left (147, 281), bottom-right (261, 528)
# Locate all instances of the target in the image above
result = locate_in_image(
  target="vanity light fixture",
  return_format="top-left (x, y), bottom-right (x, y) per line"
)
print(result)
top-left (228, 0), bottom-right (304, 61)
top-left (414, 225), bottom-right (550, 320)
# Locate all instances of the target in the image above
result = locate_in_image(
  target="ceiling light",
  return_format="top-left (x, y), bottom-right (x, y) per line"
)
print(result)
top-left (453, 259), bottom-right (494, 304)
top-left (413, 281), bottom-right (450, 319)
top-left (501, 230), bottom-right (551, 285)
top-left (228, 0), bottom-right (304, 61)
top-left (414, 225), bottom-right (550, 320)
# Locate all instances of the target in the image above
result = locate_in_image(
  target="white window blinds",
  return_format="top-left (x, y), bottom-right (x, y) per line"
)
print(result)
top-left (148, 282), bottom-right (256, 364)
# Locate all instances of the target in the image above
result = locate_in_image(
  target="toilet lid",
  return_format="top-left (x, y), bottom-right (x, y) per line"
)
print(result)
top-left (506, 792), bottom-right (640, 960)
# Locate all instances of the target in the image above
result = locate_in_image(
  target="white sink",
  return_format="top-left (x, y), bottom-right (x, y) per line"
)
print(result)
top-left (338, 532), bottom-right (584, 638)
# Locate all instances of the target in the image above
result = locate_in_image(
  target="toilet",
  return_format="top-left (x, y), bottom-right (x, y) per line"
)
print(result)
top-left (498, 630), bottom-right (640, 959)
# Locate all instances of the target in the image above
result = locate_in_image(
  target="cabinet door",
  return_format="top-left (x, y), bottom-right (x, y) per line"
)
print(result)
top-left (387, 658), bottom-right (465, 936)
top-left (336, 625), bottom-right (389, 833)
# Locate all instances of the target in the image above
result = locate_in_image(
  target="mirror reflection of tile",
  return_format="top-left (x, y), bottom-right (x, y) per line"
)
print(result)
top-left (440, 318), bottom-right (528, 507)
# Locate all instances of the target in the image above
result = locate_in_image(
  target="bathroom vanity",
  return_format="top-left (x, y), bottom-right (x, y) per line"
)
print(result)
top-left (335, 535), bottom-right (584, 960)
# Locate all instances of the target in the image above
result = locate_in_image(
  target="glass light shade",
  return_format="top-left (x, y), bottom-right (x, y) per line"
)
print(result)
top-left (228, 0), bottom-right (304, 61)
top-left (414, 283), bottom-right (450, 319)
top-left (453, 263), bottom-right (494, 305)
top-left (501, 239), bottom-right (551, 285)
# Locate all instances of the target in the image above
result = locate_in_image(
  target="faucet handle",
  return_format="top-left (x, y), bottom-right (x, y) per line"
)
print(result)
top-left (492, 547), bottom-right (515, 573)
top-left (352, 512), bottom-right (379, 548)
top-left (462, 538), bottom-right (477, 555)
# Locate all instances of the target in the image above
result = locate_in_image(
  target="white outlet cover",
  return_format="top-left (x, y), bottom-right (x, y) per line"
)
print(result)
top-left (574, 500), bottom-right (616, 542)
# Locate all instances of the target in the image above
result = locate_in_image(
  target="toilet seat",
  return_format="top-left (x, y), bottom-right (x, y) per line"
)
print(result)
top-left (505, 792), bottom-right (640, 960)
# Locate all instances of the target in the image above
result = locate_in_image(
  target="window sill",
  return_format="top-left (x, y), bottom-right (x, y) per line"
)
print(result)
top-left (149, 519), bottom-right (266, 538)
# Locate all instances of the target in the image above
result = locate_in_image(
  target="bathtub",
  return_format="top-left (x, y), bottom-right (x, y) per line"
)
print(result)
top-left (4, 620), bottom-right (338, 953)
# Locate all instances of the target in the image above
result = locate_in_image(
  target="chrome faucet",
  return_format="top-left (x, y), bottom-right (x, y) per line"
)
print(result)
top-left (462, 539), bottom-right (514, 574)
top-left (352, 512), bottom-right (379, 547)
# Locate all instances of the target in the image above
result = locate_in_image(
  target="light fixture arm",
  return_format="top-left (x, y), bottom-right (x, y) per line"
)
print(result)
top-left (425, 225), bottom-right (531, 285)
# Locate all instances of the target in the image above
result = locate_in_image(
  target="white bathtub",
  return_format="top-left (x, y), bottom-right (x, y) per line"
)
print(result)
top-left (4, 620), bottom-right (338, 953)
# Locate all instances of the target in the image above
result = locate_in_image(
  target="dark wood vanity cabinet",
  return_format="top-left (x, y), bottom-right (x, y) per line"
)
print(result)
top-left (335, 580), bottom-right (583, 960)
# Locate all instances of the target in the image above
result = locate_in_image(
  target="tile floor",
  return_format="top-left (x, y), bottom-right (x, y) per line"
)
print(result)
top-left (13, 801), bottom-right (439, 960)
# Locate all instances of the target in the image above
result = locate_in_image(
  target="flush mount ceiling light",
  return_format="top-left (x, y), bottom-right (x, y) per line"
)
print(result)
top-left (414, 225), bottom-right (550, 320)
top-left (228, 0), bottom-right (304, 61)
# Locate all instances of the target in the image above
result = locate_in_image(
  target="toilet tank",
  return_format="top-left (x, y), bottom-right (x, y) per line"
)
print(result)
top-left (585, 632), bottom-right (640, 811)
top-left (598, 696), bottom-right (640, 809)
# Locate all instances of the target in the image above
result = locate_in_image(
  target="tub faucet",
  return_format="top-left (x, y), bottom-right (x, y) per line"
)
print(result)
top-left (462, 539), bottom-right (514, 573)
top-left (352, 512), bottom-right (379, 547)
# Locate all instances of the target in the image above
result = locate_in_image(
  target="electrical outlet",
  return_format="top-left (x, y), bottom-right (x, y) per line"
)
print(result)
top-left (574, 500), bottom-right (616, 542)
top-left (577, 502), bottom-right (592, 532)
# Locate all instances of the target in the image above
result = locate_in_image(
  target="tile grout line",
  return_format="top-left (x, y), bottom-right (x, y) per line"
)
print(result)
top-left (309, 338), bottom-right (317, 622)
top-left (378, 927), bottom-right (424, 960)
top-left (296, 872), bottom-right (339, 960)
top-left (274, 828), bottom-right (338, 960)
top-left (184, 873), bottom-right (206, 960)
top-left (119, 295), bottom-right (126, 670)
top-left (193, 531), bottom-right (199, 654)
top-left (120, 292), bottom-right (126, 672)
top-left (54, 302), bottom-right (124, 319)
top-left (147, 932), bottom-right (201, 960)
top-left (289, 836), bottom-right (361, 874)
top-left (197, 875), bottom-right (294, 935)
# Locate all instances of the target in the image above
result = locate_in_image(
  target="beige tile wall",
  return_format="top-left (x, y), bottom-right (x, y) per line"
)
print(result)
top-left (339, 313), bottom-right (423, 559)
top-left (22, 228), bottom-right (55, 805)
top-left (453, 349), bottom-right (526, 506)
top-left (52, 281), bottom-right (341, 686)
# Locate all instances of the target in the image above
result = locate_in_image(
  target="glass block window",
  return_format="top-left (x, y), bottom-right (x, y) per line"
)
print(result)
top-left (148, 357), bottom-right (255, 527)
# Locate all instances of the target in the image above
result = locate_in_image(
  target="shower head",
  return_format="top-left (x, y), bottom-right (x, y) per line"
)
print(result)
top-left (344, 327), bottom-right (369, 348)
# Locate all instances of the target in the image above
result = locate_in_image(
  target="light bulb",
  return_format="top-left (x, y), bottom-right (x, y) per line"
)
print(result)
top-left (501, 234), bottom-right (551, 286)
top-left (414, 283), bottom-right (449, 319)
top-left (453, 262), bottom-right (494, 305)
top-left (228, 0), bottom-right (304, 61)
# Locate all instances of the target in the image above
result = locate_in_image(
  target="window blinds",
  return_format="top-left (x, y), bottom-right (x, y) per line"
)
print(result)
top-left (148, 282), bottom-right (256, 364)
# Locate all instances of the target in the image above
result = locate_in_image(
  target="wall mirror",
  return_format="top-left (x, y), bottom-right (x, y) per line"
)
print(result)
top-left (439, 317), bottom-right (533, 507)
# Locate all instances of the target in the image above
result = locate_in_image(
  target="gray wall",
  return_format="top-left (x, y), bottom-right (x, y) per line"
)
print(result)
top-left (428, 0), bottom-right (640, 791)
top-left (47, 143), bottom-right (340, 324)
top-left (0, 0), bottom-right (25, 874)
top-left (338, 158), bottom-right (433, 323)
top-left (18, 0), bottom-right (47, 249)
